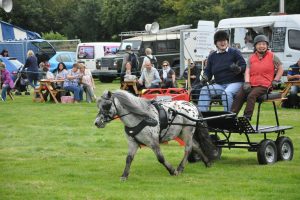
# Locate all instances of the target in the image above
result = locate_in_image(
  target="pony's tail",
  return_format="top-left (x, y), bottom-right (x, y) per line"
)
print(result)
top-left (188, 119), bottom-right (218, 164)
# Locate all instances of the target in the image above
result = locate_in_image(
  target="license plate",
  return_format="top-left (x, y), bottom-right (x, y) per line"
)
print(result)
top-left (101, 67), bottom-right (108, 71)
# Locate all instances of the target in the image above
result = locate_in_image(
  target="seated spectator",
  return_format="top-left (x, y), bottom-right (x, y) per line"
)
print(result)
top-left (0, 49), bottom-right (9, 57)
top-left (159, 61), bottom-right (176, 88)
top-left (79, 63), bottom-right (96, 103)
top-left (40, 63), bottom-right (55, 101)
top-left (63, 63), bottom-right (83, 103)
top-left (183, 62), bottom-right (201, 103)
top-left (284, 58), bottom-right (300, 107)
top-left (138, 61), bottom-right (161, 89)
top-left (287, 58), bottom-right (300, 95)
top-left (0, 61), bottom-right (14, 101)
top-left (39, 60), bottom-right (50, 80)
top-left (183, 62), bottom-right (200, 88)
top-left (231, 35), bottom-right (283, 120)
top-left (121, 61), bottom-right (137, 82)
top-left (54, 62), bottom-right (68, 89)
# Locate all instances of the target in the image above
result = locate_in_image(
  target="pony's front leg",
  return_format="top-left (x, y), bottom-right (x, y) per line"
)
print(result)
top-left (120, 140), bottom-right (139, 181)
top-left (151, 143), bottom-right (177, 176)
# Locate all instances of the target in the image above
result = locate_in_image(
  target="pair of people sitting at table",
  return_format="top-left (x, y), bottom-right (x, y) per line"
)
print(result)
top-left (137, 60), bottom-right (176, 89)
top-left (63, 63), bottom-right (96, 103)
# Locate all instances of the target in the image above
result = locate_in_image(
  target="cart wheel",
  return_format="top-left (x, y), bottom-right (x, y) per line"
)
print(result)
top-left (25, 92), bottom-right (30, 95)
top-left (257, 139), bottom-right (277, 164)
top-left (15, 91), bottom-right (22, 95)
top-left (210, 134), bottom-right (222, 160)
top-left (276, 136), bottom-right (294, 161)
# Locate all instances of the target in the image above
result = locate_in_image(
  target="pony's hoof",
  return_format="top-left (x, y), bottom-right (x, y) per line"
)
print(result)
top-left (204, 161), bottom-right (213, 168)
top-left (120, 176), bottom-right (128, 181)
top-left (171, 170), bottom-right (179, 176)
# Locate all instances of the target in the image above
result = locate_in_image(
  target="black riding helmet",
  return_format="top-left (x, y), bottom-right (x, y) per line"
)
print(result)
top-left (253, 35), bottom-right (269, 46)
top-left (214, 30), bottom-right (229, 44)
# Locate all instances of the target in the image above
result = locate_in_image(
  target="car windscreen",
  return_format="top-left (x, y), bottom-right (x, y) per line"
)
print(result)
top-left (119, 40), bottom-right (141, 51)
top-left (32, 41), bottom-right (56, 55)
top-left (8, 58), bottom-right (23, 69)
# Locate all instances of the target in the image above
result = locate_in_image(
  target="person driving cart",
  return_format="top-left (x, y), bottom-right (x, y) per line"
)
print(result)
top-left (231, 35), bottom-right (284, 120)
top-left (197, 30), bottom-right (246, 112)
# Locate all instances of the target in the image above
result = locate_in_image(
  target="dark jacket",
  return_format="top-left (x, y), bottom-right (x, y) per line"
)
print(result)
top-left (205, 47), bottom-right (246, 84)
top-left (24, 56), bottom-right (39, 72)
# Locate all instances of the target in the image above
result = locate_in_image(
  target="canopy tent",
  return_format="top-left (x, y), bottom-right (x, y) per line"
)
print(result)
top-left (0, 21), bottom-right (41, 41)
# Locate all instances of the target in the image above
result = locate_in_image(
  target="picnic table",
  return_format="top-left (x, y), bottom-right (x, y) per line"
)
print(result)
top-left (33, 79), bottom-right (64, 103)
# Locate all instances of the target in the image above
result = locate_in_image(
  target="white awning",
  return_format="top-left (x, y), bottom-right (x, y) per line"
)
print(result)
top-left (218, 21), bottom-right (274, 29)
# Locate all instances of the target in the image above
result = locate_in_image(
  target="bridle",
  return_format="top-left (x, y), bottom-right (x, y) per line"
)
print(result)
top-left (97, 95), bottom-right (132, 123)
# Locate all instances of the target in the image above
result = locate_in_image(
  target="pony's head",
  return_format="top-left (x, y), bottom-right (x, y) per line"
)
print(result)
top-left (94, 90), bottom-right (117, 128)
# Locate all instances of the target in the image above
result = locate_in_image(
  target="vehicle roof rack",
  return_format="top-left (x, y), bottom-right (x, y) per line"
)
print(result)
top-left (119, 24), bottom-right (192, 37)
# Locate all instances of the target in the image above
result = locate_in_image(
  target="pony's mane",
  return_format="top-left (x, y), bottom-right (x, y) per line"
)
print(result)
top-left (113, 90), bottom-right (152, 116)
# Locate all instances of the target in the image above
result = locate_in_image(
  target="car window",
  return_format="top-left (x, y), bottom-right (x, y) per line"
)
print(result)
top-left (288, 29), bottom-right (300, 51)
top-left (69, 52), bottom-right (76, 61)
top-left (167, 40), bottom-right (178, 52)
top-left (56, 53), bottom-right (71, 62)
top-left (157, 41), bottom-right (167, 53)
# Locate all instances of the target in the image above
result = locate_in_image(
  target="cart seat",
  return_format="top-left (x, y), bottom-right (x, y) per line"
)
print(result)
top-left (256, 92), bottom-right (282, 103)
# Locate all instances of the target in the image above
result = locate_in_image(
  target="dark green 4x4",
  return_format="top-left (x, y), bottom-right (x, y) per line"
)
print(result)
top-left (93, 32), bottom-right (182, 83)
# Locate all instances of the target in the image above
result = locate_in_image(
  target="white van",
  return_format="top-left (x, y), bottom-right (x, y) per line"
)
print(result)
top-left (217, 14), bottom-right (300, 78)
top-left (76, 42), bottom-right (120, 71)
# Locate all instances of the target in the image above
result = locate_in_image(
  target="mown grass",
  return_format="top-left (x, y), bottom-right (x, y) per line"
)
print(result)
top-left (0, 81), bottom-right (300, 200)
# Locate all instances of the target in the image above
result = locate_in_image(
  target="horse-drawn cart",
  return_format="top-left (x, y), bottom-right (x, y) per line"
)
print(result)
top-left (201, 111), bottom-right (293, 164)
top-left (141, 88), bottom-right (294, 165)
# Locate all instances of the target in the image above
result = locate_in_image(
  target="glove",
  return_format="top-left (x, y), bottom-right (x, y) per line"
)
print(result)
top-left (272, 80), bottom-right (280, 88)
top-left (230, 63), bottom-right (242, 75)
top-left (200, 75), bottom-right (209, 85)
top-left (243, 82), bottom-right (251, 93)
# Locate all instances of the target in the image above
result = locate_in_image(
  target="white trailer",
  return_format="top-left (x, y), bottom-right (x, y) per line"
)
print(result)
top-left (218, 14), bottom-right (300, 78)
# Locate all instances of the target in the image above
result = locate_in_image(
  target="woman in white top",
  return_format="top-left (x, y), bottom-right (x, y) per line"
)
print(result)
top-left (54, 62), bottom-right (68, 89)
top-left (79, 63), bottom-right (96, 103)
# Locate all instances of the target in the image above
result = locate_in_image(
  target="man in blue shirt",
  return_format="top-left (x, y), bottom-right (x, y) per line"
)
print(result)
top-left (287, 58), bottom-right (300, 95)
top-left (198, 30), bottom-right (246, 111)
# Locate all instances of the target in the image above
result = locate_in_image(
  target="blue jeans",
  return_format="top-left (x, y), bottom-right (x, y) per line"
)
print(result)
top-left (290, 85), bottom-right (300, 95)
top-left (198, 82), bottom-right (243, 111)
top-left (64, 85), bottom-right (83, 101)
top-left (1, 84), bottom-right (10, 101)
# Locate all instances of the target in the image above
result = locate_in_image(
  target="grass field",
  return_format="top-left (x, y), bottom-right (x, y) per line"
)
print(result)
top-left (1, 81), bottom-right (300, 200)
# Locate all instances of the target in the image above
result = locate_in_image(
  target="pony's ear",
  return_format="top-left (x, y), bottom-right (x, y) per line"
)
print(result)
top-left (103, 90), bottom-right (112, 99)
top-left (107, 91), bottom-right (112, 98)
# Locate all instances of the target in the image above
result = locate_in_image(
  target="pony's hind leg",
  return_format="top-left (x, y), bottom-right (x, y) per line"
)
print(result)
top-left (151, 143), bottom-right (177, 176)
top-left (120, 140), bottom-right (139, 181)
top-left (176, 127), bottom-right (194, 174)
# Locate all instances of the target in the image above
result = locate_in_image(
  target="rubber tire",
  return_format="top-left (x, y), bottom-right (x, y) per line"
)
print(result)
top-left (276, 136), bottom-right (294, 161)
top-left (210, 134), bottom-right (222, 160)
top-left (15, 91), bottom-right (22, 95)
top-left (257, 139), bottom-right (277, 165)
top-left (25, 92), bottom-right (30, 95)
top-left (99, 76), bottom-right (114, 83)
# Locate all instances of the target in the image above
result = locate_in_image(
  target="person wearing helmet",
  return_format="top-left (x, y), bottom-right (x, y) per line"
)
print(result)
top-left (231, 35), bottom-right (284, 120)
top-left (198, 30), bottom-right (246, 112)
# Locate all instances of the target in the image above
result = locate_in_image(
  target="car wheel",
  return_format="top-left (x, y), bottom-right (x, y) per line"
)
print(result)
top-left (99, 76), bottom-right (114, 83)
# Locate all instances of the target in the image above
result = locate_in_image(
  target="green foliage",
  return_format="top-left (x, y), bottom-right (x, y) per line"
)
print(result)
top-left (42, 31), bottom-right (67, 40)
top-left (1, 82), bottom-right (300, 199)
top-left (0, 0), bottom-right (299, 41)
